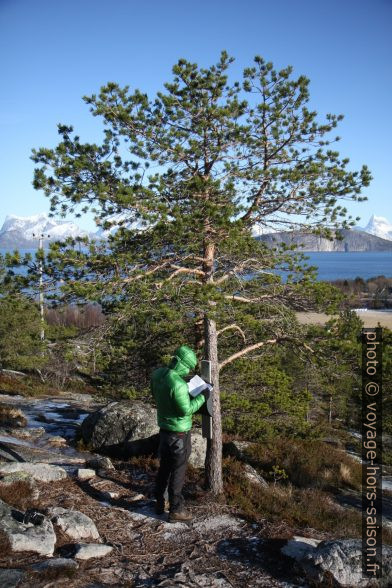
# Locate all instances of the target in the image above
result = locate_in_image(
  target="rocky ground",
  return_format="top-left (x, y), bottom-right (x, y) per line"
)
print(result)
top-left (0, 389), bottom-right (391, 587)
top-left (0, 466), bottom-right (304, 587)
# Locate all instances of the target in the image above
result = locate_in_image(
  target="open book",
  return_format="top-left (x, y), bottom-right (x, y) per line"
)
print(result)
top-left (188, 374), bottom-right (213, 398)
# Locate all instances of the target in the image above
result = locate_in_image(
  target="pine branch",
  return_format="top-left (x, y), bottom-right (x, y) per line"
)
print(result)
top-left (219, 336), bottom-right (314, 370)
top-left (219, 338), bottom-right (279, 370)
top-left (224, 294), bottom-right (276, 303)
top-left (216, 324), bottom-right (246, 342)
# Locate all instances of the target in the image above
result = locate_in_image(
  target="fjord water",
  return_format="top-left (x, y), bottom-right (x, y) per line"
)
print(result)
top-left (1, 249), bottom-right (391, 282)
top-left (288, 251), bottom-right (392, 281)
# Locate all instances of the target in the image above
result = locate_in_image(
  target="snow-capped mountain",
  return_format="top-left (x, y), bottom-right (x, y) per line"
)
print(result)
top-left (365, 214), bottom-right (392, 241)
top-left (0, 213), bottom-right (93, 248)
top-left (357, 214), bottom-right (392, 241)
top-left (0, 211), bottom-right (150, 248)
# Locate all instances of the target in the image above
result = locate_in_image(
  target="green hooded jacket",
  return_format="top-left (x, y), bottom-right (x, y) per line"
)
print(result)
top-left (150, 345), bottom-right (206, 432)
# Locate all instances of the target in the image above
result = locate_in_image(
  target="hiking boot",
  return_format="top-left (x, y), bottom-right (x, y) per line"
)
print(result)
top-left (154, 497), bottom-right (169, 515)
top-left (168, 509), bottom-right (193, 523)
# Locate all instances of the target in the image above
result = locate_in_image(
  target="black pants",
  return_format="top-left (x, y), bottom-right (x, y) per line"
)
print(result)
top-left (154, 429), bottom-right (191, 513)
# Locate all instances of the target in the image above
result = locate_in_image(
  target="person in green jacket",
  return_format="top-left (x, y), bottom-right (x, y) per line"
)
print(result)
top-left (150, 344), bottom-right (206, 522)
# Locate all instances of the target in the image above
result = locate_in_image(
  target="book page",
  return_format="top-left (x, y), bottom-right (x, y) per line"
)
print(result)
top-left (188, 374), bottom-right (213, 397)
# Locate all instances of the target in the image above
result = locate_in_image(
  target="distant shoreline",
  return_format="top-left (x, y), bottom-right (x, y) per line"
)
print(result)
top-left (296, 310), bottom-right (392, 329)
top-left (1, 248), bottom-right (392, 285)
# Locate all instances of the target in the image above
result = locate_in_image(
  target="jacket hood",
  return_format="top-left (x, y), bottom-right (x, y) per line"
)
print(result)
top-left (169, 345), bottom-right (197, 377)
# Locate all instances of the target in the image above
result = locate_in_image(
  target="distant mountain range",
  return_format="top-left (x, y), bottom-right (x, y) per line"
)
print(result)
top-left (0, 213), bottom-right (148, 248)
top-left (0, 214), bottom-right (94, 248)
top-left (257, 228), bottom-right (392, 252)
top-left (0, 213), bottom-right (392, 251)
top-left (256, 214), bottom-right (392, 251)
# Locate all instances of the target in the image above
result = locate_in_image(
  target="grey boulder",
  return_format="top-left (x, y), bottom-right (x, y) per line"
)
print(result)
top-left (300, 539), bottom-right (392, 587)
top-left (85, 455), bottom-right (115, 471)
top-left (188, 432), bottom-right (207, 468)
top-left (77, 468), bottom-right (96, 481)
top-left (0, 569), bottom-right (25, 588)
top-left (80, 401), bottom-right (208, 465)
top-left (74, 542), bottom-right (113, 560)
top-left (49, 506), bottom-right (100, 540)
top-left (223, 440), bottom-right (256, 461)
top-left (31, 557), bottom-right (79, 572)
top-left (0, 462), bottom-right (67, 482)
top-left (0, 499), bottom-right (56, 556)
top-left (243, 463), bottom-right (268, 487)
top-left (281, 535), bottom-right (321, 561)
top-left (80, 400), bottom-right (159, 455)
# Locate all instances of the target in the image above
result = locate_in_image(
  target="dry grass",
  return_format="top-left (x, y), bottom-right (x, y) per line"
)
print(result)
top-left (240, 437), bottom-right (362, 493)
top-left (0, 372), bottom-right (96, 399)
top-left (0, 404), bottom-right (27, 427)
top-left (0, 373), bottom-right (56, 398)
top-left (222, 457), bottom-right (366, 539)
top-left (339, 463), bottom-right (352, 484)
top-left (0, 479), bottom-right (39, 511)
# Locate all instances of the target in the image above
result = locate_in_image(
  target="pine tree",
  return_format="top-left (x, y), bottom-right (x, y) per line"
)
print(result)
top-left (0, 294), bottom-right (46, 371)
top-left (31, 52), bottom-right (371, 494)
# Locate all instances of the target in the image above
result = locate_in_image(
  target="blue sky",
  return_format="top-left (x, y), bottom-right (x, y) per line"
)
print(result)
top-left (0, 0), bottom-right (391, 231)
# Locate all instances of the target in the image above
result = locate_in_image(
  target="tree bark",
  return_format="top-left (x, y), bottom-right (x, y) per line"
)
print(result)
top-left (202, 225), bottom-right (223, 494)
top-left (204, 315), bottom-right (223, 494)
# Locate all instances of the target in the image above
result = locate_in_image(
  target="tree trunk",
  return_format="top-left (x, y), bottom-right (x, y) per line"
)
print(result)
top-left (202, 230), bottom-right (223, 494)
top-left (204, 315), bottom-right (223, 495)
